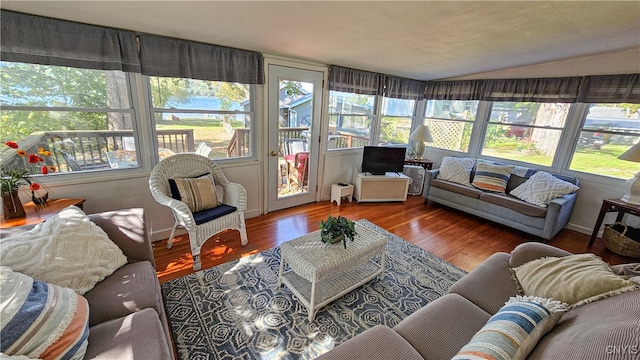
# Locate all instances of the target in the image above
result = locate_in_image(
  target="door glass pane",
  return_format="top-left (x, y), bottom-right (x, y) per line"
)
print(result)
top-left (278, 80), bottom-right (312, 198)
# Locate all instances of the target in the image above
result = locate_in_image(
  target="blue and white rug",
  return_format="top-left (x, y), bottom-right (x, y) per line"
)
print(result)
top-left (161, 219), bottom-right (466, 359)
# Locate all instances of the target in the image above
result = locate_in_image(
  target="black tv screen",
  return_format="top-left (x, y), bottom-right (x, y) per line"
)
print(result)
top-left (361, 146), bottom-right (405, 175)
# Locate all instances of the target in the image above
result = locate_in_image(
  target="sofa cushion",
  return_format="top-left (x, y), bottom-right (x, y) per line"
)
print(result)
top-left (452, 296), bottom-right (568, 360)
top-left (315, 325), bottom-right (423, 360)
top-left (448, 252), bottom-right (519, 314)
top-left (471, 161), bottom-right (515, 193)
top-left (436, 156), bottom-right (475, 186)
top-left (512, 254), bottom-right (639, 308)
top-left (479, 192), bottom-right (547, 217)
top-left (432, 179), bottom-right (483, 199)
top-left (0, 206), bottom-right (128, 295)
top-left (510, 171), bottom-right (579, 207)
top-left (84, 308), bottom-right (172, 360)
top-left (0, 267), bottom-right (89, 360)
top-left (529, 290), bottom-right (640, 359)
top-left (394, 293), bottom-right (491, 360)
top-left (83, 261), bottom-right (164, 327)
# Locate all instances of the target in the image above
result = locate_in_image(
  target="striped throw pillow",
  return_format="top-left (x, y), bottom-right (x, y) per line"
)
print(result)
top-left (170, 173), bottom-right (219, 213)
top-left (0, 267), bottom-right (89, 360)
top-left (452, 296), bottom-right (567, 360)
top-left (471, 161), bottom-right (515, 193)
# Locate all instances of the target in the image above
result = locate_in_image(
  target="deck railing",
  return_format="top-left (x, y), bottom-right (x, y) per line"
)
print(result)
top-left (1, 129), bottom-right (194, 172)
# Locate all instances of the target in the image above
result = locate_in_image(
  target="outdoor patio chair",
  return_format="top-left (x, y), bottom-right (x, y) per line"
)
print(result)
top-left (149, 153), bottom-right (248, 270)
top-left (283, 138), bottom-right (309, 189)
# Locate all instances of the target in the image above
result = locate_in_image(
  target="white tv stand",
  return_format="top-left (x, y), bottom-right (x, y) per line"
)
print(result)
top-left (352, 167), bottom-right (410, 202)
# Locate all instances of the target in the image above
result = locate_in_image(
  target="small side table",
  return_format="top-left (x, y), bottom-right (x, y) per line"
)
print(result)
top-left (405, 159), bottom-right (433, 170)
top-left (1, 198), bottom-right (86, 229)
top-left (331, 184), bottom-right (354, 206)
top-left (589, 198), bottom-right (640, 246)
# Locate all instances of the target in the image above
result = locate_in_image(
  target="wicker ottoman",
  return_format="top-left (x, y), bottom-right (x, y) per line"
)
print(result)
top-left (277, 223), bottom-right (388, 321)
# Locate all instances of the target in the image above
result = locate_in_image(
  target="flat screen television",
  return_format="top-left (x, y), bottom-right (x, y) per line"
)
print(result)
top-left (361, 146), bottom-right (406, 175)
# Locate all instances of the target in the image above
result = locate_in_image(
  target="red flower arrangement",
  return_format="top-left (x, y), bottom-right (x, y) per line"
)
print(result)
top-left (1, 141), bottom-right (55, 197)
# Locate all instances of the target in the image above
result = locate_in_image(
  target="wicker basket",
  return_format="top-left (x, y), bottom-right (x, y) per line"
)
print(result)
top-left (602, 222), bottom-right (640, 258)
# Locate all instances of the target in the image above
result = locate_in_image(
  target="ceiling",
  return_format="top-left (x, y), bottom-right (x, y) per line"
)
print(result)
top-left (2, 1), bottom-right (640, 81)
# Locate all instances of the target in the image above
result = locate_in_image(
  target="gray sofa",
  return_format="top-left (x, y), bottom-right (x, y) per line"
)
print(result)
top-left (317, 242), bottom-right (640, 360)
top-left (422, 168), bottom-right (579, 240)
top-left (3, 209), bottom-right (174, 360)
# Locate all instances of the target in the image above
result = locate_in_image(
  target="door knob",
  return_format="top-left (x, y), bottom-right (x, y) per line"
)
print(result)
top-left (270, 151), bottom-right (278, 156)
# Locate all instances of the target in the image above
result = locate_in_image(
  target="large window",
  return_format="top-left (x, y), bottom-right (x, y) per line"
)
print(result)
top-left (481, 102), bottom-right (570, 167)
top-left (0, 62), bottom-right (137, 173)
top-left (569, 103), bottom-right (640, 179)
top-left (379, 97), bottom-right (415, 145)
top-left (424, 100), bottom-right (478, 152)
top-left (327, 91), bottom-right (375, 149)
top-left (149, 77), bottom-right (253, 160)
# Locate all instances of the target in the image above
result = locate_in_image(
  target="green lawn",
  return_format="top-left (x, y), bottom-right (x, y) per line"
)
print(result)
top-left (484, 143), bottom-right (637, 179)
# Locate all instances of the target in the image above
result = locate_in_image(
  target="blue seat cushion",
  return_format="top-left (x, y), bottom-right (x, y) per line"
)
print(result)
top-left (193, 204), bottom-right (237, 225)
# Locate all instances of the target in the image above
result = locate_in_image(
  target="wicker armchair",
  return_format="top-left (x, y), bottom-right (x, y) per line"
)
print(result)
top-left (149, 154), bottom-right (248, 270)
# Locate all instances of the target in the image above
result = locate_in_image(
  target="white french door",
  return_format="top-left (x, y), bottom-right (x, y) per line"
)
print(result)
top-left (267, 65), bottom-right (323, 212)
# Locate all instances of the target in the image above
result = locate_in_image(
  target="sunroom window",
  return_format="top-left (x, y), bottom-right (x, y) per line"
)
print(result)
top-left (569, 103), bottom-right (640, 179)
top-left (424, 100), bottom-right (478, 152)
top-left (379, 97), bottom-right (415, 146)
top-left (481, 101), bottom-right (570, 167)
top-left (327, 91), bottom-right (375, 149)
top-left (0, 62), bottom-right (138, 173)
top-left (148, 77), bottom-right (254, 160)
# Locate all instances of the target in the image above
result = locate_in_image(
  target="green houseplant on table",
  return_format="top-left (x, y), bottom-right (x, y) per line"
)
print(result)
top-left (320, 215), bottom-right (357, 249)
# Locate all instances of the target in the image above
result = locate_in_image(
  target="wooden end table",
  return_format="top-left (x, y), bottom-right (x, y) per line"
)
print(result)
top-left (589, 198), bottom-right (640, 246)
top-left (405, 159), bottom-right (433, 170)
top-left (1, 198), bottom-right (86, 229)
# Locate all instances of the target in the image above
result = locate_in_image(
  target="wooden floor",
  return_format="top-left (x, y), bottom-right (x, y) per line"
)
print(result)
top-left (153, 196), bottom-right (633, 283)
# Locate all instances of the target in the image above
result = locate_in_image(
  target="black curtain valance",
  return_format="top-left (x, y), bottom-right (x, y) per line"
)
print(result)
top-left (138, 35), bottom-right (264, 84)
top-left (480, 77), bottom-right (582, 103)
top-left (424, 80), bottom-right (484, 100)
top-left (1, 10), bottom-right (140, 72)
top-left (329, 66), bottom-right (383, 95)
top-left (578, 74), bottom-right (640, 103)
top-left (384, 76), bottom-right (426, 100)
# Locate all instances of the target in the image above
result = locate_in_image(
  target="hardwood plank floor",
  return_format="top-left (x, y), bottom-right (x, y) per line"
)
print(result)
top-left (153, 196), bottom-right (633, 283)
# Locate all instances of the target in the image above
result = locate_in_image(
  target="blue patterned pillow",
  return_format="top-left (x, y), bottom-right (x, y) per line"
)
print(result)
top-left (452, 296), bottom-right (567, 360)
top-left (0, 267), bottom-right (89, 360)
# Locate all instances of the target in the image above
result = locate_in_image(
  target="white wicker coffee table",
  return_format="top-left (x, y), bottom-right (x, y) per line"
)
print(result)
top-left (277, 223), bottom-right (387, 321)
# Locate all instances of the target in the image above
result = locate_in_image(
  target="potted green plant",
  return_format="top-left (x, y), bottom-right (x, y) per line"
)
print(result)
top-left (320, 215), bottom-right (357, 249)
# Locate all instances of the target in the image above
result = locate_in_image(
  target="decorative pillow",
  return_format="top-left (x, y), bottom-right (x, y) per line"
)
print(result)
top-left (0, 267), bottom-right (89, 360)
top-left (471, 161), bottom-right (515, 193)
top-left (510, 171), bottom-right (579, 207)
top-left (452, 296), bottom-right (568, 360)
top-left (512, 254), bottom-right (639, 308)
top-left (0, 206), bottom-right (127, 295)
top-left (436, 156), bottom-right (476, 186)
top-left (170, 173), bottom-right (219, 212)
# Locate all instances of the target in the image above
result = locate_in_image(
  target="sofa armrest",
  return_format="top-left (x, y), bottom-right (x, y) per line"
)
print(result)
top-left (88, 208), bottom-right (155, 268)
top-left (422, 169), bottom-right (440, 201)
top-left (316, 325), bottom-right (423, 360)
top-left (541, 191), bottom-right (578, 240)
top-left (509, 242), bottom-right (573, 268)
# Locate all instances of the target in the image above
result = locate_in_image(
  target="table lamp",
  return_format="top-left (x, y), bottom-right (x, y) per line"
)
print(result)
top-left (617, 141), bottom-right (640, 205)
top-left (408, 125), bottom-right (433, 161)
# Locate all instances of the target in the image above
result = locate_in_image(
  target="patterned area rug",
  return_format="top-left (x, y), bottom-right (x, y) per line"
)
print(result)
top-left (161, 219), bottom-right (467, 360)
